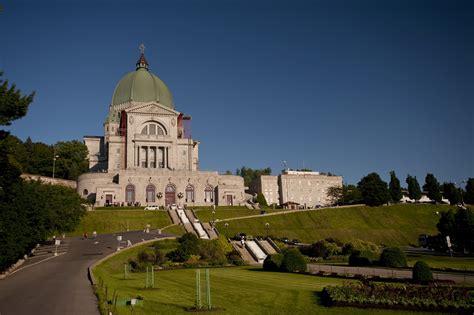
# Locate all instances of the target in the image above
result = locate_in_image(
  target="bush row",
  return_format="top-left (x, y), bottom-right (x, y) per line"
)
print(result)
top-left (321, 282), bottom-right (473, 311)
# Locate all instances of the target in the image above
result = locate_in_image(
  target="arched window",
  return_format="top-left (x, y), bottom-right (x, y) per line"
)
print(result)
top-left (141, 121), bottom-right (166, 136)
top-left (185, 185), bottom-right (194, 202)
top-left (83, 189), bottom-right (88, 196)
top-left (146, 184), bottom-right (155, 203)
top-left (204, 185), bottom-right (214, 202)
top-left (125, 184), bottom-right (135, 204)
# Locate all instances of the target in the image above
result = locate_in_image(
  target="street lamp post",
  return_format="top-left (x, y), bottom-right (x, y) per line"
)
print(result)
top-left (211, 210), bottom-right (215, 224)
top-left (52, 154), bottom-right (59, 179)
top-left (224, 222), bottom-right (229, 236)
top-left (265, 222), bottom-right (270, 238)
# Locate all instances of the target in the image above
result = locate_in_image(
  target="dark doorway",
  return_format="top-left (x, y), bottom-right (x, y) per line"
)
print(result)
top-left (226, 194), bottom-right (233, 206)
top-left (165, 184), bottom-right (176, 207)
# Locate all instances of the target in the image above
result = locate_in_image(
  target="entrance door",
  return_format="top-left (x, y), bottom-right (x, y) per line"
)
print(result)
top-left (226, 194), bottom-right (233, 206)
top-left (165, 184), bottom-right (176, 207)
top-left (105, 194), bottom-right (113, 205)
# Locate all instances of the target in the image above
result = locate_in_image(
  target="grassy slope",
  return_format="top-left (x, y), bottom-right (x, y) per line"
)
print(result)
top-left (93, 242), bottom-right (429, 315)
top-left (70, 210), bottom-right (172, 236)
top-left (215, 204), bottom-right (451, 246)
top-left (195, 207), bottom-right (284, 222)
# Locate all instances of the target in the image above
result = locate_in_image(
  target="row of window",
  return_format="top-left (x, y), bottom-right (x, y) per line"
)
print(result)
top-left (125, 184), bottom-right (214, 203)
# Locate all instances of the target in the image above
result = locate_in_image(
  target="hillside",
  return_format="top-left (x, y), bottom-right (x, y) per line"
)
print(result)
top-left (214, 204), bottom-right (452, 246)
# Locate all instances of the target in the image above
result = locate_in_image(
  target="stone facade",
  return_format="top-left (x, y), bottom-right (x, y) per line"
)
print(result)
top-left (251, 170), bottom-right (343, 208)
top-left (78, 52), bottom-right (246, 207)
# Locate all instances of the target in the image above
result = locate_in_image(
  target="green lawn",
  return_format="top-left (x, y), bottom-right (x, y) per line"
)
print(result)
top-left (406, 254), bottom-right (474, 271)
top-left (93, 241), bottom-right (433, 315)
top-left (70, 210), bottom-right (172, 236)
top-left (162, 224), bottom-right (187, 236)
top-left (215, 204), bottom-right (451, 246)
top-left (194, 207), bottom-right (285, 222)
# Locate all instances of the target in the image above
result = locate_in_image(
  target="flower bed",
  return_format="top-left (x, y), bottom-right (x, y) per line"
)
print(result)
top-left (321, 282), bottom-right (473, 313)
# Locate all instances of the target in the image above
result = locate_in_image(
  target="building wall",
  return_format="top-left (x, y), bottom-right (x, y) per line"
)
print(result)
top-left (279, 173), bottom-right (342, 207)
top-left (77, 170), bottom-right (246, 207)
top-left (257, 175), bottom-right (279, 205)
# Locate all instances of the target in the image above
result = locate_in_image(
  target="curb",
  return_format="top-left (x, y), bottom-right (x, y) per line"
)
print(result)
top-left (87, 236), bottom-right (176, 287)
top-left (0, 243), bottom-right (40, 280)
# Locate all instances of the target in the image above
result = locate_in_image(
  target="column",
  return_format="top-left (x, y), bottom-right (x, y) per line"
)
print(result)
top-left (137, 145), bottom-right (140, 167)
top-left (146, 146), bottom-right (149, 168)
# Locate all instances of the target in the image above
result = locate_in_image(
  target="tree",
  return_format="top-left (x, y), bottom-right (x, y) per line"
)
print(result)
top-left (435, 207), bottom-right (474, 253)
top-left (357, 172), bottom-right (390, 206)
top-left (388, 171), bottom-right (402, 202)
top-left (236, 166), bottom-right (272, 186)
top-left (342, 184), bottom-right (363, 205)
top-left (256, 192), bottom-right (268, 207)
top-left (326, 186), bottom-right (343, 205)
top-left (54, 140), bottom-right (89, 180)
top-left (423, 173), bottom-right (442, 203)
top-left (464, 178), bottom-right (474, 204)
top-left (0, 71), bottom-right (35, 126)
top-left (442, 182), bottom-right (461, 205)
top-left (406, 175), bottom-right (422, 202)
top-left (224, 170), bottom-right (232, 175)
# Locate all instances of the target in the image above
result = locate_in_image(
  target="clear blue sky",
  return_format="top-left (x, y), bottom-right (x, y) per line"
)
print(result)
top-left (1, 0), bottom-right (472, 185)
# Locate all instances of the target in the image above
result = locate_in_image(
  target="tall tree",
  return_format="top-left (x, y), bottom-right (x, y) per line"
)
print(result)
top-left (406, 175), bottom-right (422, 202)
top-left (465, 178), bottom-right (474, 205)
top-left (326, 186), bottom-right (343, 205)
top-left (357, 172), bottom-right (390, 206)
top-left (0, 72), bottom-right (35, 126)
top-left (423, 173), bottom-right (442, 203)
top-left (388, 171), bottom-right (402, 202)
top-left (54, 140), bottom-right (89, 180)
top-left (442, 182), bottom-right (462, 205)
top-left (237, 166), bottom-right (272, 186)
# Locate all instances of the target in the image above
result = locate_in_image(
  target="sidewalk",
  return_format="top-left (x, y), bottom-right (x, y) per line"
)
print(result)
top-left (307, 263), bottom-right (474, 284)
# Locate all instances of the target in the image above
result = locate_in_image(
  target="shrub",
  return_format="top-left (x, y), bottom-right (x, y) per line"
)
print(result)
top-left (256, 193), bottom-right (268, 207)
top-left (226, 250), bottom-right (245, 266)
top-left (412, 261), bottom-right (433, 284)
top-left (348, 250), bottom-right (379, 266)
top-left (342, 239), bottom-right (379, 255)
top-left (301, 240), bottom-right (342, 259)
top-left (281, 248), bottom-right (306, 272)
top-left (263, 254), bottom-right (283, 271)
top-left (380, 247), bottom-right (407, 268)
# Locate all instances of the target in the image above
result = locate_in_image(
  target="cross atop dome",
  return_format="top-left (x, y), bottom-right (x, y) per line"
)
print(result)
top-left (136, 43), bottom-right (149, 71)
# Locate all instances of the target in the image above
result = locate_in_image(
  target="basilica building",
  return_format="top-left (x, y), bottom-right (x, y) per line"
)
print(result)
top-left (77, 50), bottom-right (245, 207)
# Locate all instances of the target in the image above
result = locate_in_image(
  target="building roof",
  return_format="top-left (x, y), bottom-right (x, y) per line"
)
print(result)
top-left (110, 53), bottom-right (174, 110)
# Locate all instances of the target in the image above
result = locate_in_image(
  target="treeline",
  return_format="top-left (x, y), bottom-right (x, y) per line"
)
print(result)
top-left (328, 171), bottom-right (474, 207)
top-left (235, 166), bottom-right (272, 186)
top-left (3, 135), bottom-right (89, 180)
top-left (0, 72), bottom-right (87, 271)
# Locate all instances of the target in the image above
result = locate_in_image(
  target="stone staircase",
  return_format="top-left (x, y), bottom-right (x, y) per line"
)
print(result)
top-left (256, 239), bottom-right (278, 255)
top-left (230, 240), bottom-right (257, 265)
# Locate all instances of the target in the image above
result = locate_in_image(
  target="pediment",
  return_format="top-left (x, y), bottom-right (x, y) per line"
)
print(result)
top-left (125, 102), bottom-right (179, 116)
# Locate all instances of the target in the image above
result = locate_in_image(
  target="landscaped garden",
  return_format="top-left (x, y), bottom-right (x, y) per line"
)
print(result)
top-left (93, 239), bottom-right (443, 315)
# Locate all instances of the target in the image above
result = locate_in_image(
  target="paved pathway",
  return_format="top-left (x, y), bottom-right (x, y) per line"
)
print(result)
top-left (307, 264), bottom-right (474, 284)
top-left (0, 230), bottom-right (172, 315)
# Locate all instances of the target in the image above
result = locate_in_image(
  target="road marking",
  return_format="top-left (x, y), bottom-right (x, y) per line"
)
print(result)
top-left (7, 252), bottom-right (67, 277)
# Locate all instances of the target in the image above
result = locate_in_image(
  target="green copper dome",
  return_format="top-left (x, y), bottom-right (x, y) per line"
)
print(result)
top-left (110, 54), bottom-right (174, 109)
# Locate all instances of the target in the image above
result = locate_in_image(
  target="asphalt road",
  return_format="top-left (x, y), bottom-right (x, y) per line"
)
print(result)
top-left (0, 230), bottom-right (172, 315)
